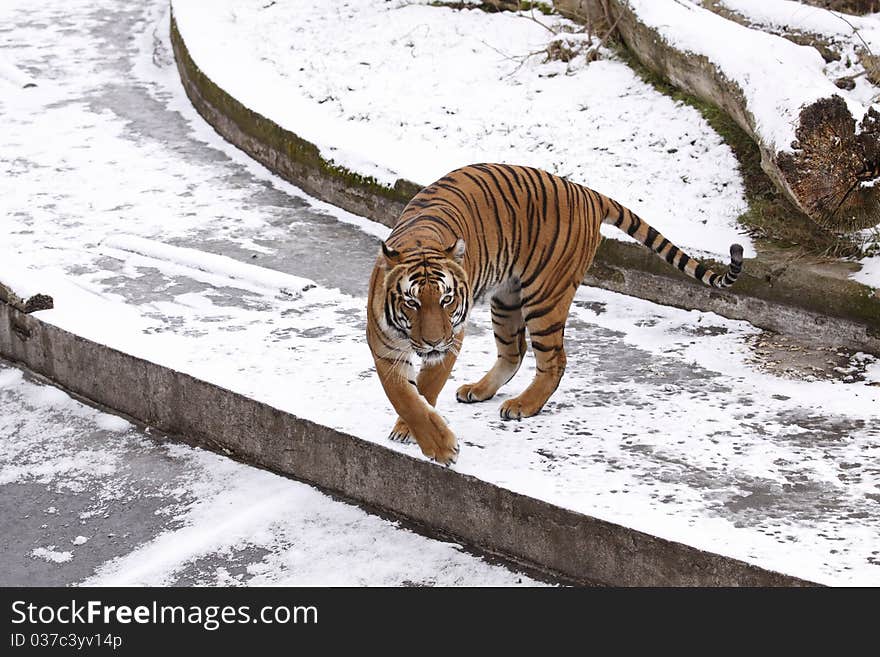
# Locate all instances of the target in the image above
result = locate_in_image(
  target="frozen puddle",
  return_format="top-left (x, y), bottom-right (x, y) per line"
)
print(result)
top-left (1, 0), bottom-right (878, 585)
top-left (0, 363), bottom-right (540, 586)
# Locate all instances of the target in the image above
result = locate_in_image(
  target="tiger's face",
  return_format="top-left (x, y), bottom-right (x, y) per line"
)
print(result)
top-left (381, 239), bottom-right (470, 365)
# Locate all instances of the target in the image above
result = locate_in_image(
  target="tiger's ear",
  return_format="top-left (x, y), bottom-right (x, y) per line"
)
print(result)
top-left (444, 238), bottom-right (466, 263)
top-left (380, 241), bottom-right (402, 268)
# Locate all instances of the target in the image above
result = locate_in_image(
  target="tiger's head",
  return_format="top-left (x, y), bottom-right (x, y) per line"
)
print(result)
top-left (379, 238), bottom-right (470, 365)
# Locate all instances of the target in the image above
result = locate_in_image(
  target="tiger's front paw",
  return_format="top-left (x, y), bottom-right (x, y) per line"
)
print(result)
top-left (388, 417), bottom-right (415, 444)
top-left (416, 412), bottom-right (459, 466)
top-left (499, 395), bottom-right (543, 421)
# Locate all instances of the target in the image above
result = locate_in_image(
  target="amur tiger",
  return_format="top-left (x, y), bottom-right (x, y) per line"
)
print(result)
top-left (367, 164), bottom-right (743, 465)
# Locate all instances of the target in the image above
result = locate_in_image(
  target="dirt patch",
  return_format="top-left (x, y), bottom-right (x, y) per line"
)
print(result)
top-left (745, 330), bottom-right (879, 382)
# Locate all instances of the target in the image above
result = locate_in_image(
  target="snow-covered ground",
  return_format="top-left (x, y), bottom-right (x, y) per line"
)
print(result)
top-left (639, 0), bottom-right (871, 146)
top-left (716, 0), bottom-right (880, 110)
top-left (172, 0), bottom-right (880, 285)
top-left (1, 0), bottom-right (879, 586)
top-left (0, 363), bottom-right (539, 586)
top-left (170, 0), bottom-right (752, 262)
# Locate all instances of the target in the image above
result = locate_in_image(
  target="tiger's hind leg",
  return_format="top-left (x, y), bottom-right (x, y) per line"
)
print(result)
top-left (499, 287), bottom-right (574, 421)
top-left (456, 285), bottom-right (526, 404)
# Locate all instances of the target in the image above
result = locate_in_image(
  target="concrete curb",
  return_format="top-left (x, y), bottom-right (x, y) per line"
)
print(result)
top-left (0, 302), bottom-right (818, 586)
top-left (169, 10), bottom-right (880, 354)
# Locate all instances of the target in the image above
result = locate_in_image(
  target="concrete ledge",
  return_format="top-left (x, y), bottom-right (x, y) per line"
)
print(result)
top-left (1, 302), bottom-right (817, 586)
top-left (169, 10), bottom-right (880, 354)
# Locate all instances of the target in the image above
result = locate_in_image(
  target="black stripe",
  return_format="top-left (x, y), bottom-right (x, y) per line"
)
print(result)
top-left (531, 167), bottom-right (549, 222)
top-left (492, 298), bottom-right (522, 312)
top-left (523, 306), bottom-right (553, 323)
top-left (494, 333), bottom-right (514, 346)
top-left (528, 321), bottom-right (565, 337)
top-left (497, 163), bottom-right (527, 192)
top-left (530, 340), bottom-right (561, 352)
top-left (626, 214), bottom-right (640, 237)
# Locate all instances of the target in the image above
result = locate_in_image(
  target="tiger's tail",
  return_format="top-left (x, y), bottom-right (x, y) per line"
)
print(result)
top-left (599, 195), bottom-right (743, 289)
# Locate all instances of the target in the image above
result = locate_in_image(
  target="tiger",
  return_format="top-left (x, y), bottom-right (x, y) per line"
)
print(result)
top-left (367, 163), bottom-right (743, 465)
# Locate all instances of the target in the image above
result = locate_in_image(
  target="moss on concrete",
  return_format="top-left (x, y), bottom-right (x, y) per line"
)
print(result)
top-left (429, 1), bottom-right (555, 13)
top-left (170, 16), bottom-right (417, 210)
top-left (594, 236), bottom-right (880, 329)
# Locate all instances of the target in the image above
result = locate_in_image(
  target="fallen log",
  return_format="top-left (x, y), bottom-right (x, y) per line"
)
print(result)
top-left (555, 0), bottom-right (880, 232)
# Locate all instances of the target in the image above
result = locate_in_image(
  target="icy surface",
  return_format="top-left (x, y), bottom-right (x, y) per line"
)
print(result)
top-left (170, 0), bottom-right (751, 260)
top-left (0, 364), bottom-right (537, 586)
top-left (1, 0), bottom-right (878, 585)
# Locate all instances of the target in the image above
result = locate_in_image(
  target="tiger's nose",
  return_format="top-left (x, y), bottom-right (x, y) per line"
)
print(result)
top-left (424, 338), bottom-right (444, 348)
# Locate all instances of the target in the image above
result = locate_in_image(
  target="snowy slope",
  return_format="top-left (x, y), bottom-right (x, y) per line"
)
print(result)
top-left (171, 0), bottom-right (752, 260)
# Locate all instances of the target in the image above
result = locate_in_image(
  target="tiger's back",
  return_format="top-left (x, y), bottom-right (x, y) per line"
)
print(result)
top-left (388, 163), bottom-right (603, 306)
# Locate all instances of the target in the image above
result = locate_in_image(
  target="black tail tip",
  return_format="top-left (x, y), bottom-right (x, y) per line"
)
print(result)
top-left (730, 243), bottom-right (744, 264)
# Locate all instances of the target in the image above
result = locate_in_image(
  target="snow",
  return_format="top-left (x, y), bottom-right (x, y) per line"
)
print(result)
top-left (170, 0), bottom-right (752, 260)
top-left (84, 442), bottom-right (536, 586)
top-left (717, 0), bottom-right (880, 108)
top-left (0, 258), bottom-right (54, 302)
top-left (94, 415), bottom-right (132, 433)
top-left (0, 53), bottom-right (35, 88)
top-left (717, 0), bottom-right (880, 41)
top-left (1, 363), bottom-right (538, 586)
top-left (102, 235), bottom-right (317, 300)
top-left (11, 226), bottom-right (880, 585)
top-left (1, 0), bottom-right (878, 585)
top-left (643, 0), bottom-right (880, 284)
top-left (718, 0), bottom-right (880, 36)
top-left (854, 250), bottom-right (880, 286)
top-left (32, 547), bottom-right (73, 564)
top-left (713, 1), bottom-right (880, 285)
top-left (628, 0), bottom-right (868, 153)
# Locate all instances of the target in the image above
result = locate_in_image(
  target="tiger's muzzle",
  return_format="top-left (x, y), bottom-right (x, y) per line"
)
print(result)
top-left (413, 339), bottom-right (455, 365)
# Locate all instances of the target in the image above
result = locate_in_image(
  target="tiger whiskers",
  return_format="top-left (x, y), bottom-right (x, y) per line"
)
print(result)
top-left (373, 344), bottom-right (414, 381)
